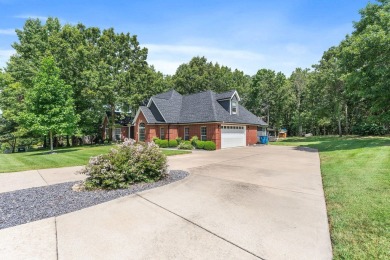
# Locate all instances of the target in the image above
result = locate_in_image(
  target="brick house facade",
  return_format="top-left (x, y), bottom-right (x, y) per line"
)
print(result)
top-left (101, 112), bottom-right (133, 141)
top-left (133, 89), bottom-right (267, 150)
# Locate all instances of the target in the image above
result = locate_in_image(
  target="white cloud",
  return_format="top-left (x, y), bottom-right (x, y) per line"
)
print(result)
top-left (0, 29), bottom-right (16, 35)
top-left (0, 49), bottom-right (15, 69)
top-left (14, 15), bottom-right (48, 21)
top-left (144, 44), bottom-right (266, 75)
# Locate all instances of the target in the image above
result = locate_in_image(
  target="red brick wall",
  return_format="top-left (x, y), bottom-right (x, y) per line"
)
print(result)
top-left (121, 127), bottom-right (129, 140)
top-left (176, 123), bottom-right (221, 148)
top-left (134, 112), bottom-right (148, 141)
top-left (134, 114), bottom-right (221, 148)
top-left (246, 125), bottom-right (258, 145)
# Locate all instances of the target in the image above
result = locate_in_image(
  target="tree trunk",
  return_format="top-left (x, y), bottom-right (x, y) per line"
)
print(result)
top-left (267, 107), bottom-right (270, 125)
top-left (50, 130), bottom-right (54, 152)
top-left (66, 135), bottom-right (70, 147)
top-left (345, 105), bottom-right (349, 135)
top-left (43, 135), bottom-right (47, 148)
top-left (11, 137), bottom-right (16, 153)
top-left (111, 105), bottom-right (115, 142)
top-left (338, 117), bottom-right (342, 137)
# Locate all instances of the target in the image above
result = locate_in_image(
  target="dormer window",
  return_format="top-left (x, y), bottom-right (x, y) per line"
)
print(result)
top-left (231, 100), bottom-right (238, 114)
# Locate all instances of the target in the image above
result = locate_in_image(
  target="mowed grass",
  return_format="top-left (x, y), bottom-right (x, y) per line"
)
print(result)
top-left (0, 145), bottom-right (191, 173)
top-left (272, 136), bottom-right (390, 259)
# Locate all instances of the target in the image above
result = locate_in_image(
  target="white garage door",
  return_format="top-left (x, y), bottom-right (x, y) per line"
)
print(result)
top-left (221, 125), bottom-right (246, 149)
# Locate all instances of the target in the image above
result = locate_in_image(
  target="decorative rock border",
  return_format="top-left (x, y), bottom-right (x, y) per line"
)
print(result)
top-left (0, 170), bottom-right (189, 230)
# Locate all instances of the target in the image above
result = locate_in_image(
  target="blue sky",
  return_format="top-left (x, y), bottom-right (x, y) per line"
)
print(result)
top-left (0, 0), bottom-right (370, 76)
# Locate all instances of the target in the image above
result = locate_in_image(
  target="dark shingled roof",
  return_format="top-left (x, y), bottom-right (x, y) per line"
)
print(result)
top-left (215, 90), bottom-right (237, 100)
top-left (136, 89), bottom-right (267, 126)
top-left (105, 111), bottom-right (133, 125)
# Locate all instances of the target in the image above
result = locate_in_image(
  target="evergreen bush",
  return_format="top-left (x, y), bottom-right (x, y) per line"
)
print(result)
top-left (195, 140), bottom-right (205, 149)
top-left (168, 140), bottom-right (178, 147)
top-left (204, 141), bottom-right (216, 150)
top-left (159, 140), bottom-right (168, 148)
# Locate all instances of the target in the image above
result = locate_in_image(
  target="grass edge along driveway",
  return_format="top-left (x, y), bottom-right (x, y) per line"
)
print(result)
top-left (0, 145), bottom-right (191, 173)
top-left (272, 136), bottom-right (390, 260)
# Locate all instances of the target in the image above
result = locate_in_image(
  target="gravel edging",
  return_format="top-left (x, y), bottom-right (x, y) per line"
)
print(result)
top-left (0, 170), bottom-right (189, 230)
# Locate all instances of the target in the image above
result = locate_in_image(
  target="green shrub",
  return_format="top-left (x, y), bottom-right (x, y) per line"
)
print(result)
top-left (190, 136), bottom-right (199, 146)
top-left (159, 139), bottom-right (168, 148)
top-left (204, 141), bottom-right (216, 150)
top-left (153, 137), bottom-right (161, 145)
top-left (178, 142), bottom-right (194, 150)
top-left (176, 137), bottom-right (182, 143)
top-left (352, 123), bottom-right (387, 136)
top-left (81, 139), bottom-right (168, 190)
top-left (168, 140), bottom-right (178, 147)
top-left (195, 140), bottom-right (205, 149)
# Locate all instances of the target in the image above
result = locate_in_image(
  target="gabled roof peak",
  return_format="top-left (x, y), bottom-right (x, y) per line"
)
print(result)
top-left (215, 90), bottom-right (240, 101)
top-left (154, 89), bottom-right (181, 100)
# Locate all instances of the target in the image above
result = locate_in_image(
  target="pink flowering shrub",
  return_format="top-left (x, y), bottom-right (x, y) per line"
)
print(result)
top-left (81, 139), bottom-right (167, 190)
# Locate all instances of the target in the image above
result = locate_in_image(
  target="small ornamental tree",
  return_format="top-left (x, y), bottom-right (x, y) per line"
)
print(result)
top-left (22, 57), bottom-right (79, 152)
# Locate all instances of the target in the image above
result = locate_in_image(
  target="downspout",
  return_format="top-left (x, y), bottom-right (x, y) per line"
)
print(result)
top-left (168, 124), bottom-right (170, 142)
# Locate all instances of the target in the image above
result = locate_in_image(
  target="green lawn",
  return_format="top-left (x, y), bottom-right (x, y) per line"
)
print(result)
top-left (0, 145), bottom-right (191, 173)
top-left (272, 136), bottom-right (390, 259)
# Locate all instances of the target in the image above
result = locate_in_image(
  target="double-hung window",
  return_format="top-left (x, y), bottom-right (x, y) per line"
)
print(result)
top-left (200, 126), bottom-right (207, 141)
top-left (231, 100), bottom-right (238, 114)
top-left (115, 128), bottom-right (121, 141)
top-left (160, 127), bottom-right (165, 140)
top-left (139, 123), bottom-right (145, 142)
top-left (184, 127), bottom-right (190, 141)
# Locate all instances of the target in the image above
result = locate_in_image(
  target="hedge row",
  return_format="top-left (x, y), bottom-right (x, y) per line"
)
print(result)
top-left (152, 136), bottom-right (216, 150)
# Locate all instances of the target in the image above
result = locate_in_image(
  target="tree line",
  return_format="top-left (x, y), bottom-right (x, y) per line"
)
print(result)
top-left (0, 0), bottom-right (389, 152)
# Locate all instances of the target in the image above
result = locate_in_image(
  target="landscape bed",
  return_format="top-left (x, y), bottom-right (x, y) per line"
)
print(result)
top-left (272, 136), bottom-right (390, 259)
top-left (0, 170), bottom-right (189, 230)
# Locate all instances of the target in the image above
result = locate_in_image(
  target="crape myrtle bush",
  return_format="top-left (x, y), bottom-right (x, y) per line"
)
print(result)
top-left (81, 138), bottom-right (167, 190)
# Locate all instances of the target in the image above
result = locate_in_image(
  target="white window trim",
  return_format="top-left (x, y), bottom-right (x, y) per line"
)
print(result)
top-left (138, 123), bottom-right (145, 142)
top-left (184, 127), bottom-right (190, 141)
top-left (115, 128), bottom-right (121, 141)
top-left (200, 126), bottom-right (207, 141)
top-left (230, 99), bottom-right (238, 115)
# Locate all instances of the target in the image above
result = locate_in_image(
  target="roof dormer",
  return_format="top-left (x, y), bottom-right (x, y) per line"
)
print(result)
top-left (216, 90), bottom-right (240, 115)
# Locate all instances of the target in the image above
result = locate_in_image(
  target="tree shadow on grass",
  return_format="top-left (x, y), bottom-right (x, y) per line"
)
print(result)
top-left (27, 149), bottom-right (81, 156)
top-left (278, 136), bottom-right (390, 152)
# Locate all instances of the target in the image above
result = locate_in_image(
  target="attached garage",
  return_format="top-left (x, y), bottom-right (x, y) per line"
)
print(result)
top-left (221, 125), bottom-right (246, 149)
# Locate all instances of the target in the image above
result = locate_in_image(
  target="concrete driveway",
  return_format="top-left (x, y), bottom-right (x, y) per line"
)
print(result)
top-left (0, 145), bottom-right (332, 259)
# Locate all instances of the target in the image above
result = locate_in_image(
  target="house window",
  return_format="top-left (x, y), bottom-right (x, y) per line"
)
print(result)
top-left (115, 128), bottom-right (121, 141)
top-left (160, 127), bottom-right (165, 140)
top-left (231, 100), bottom-right (238, 114)
top-left (184, 127), bottom-right (189, 141)
top-left (105, 128), bottom-right (109, 139)
top-left (139, 123), bottom-right (145, 142)
top-left (201, 126), bottom-right (207, 141)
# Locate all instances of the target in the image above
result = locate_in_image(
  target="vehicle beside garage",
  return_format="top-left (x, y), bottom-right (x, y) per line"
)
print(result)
top-left (132, 89), bottom-right (268, 149)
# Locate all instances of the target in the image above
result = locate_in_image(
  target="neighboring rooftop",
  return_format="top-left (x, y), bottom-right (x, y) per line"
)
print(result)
top-left (137, 89), bottom-right (267, 126)
top-left (105, 111), bottom-right (133, 126)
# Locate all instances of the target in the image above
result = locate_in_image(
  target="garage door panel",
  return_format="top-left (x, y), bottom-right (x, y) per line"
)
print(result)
top-left (221, 125), bottom-right (246, 149)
